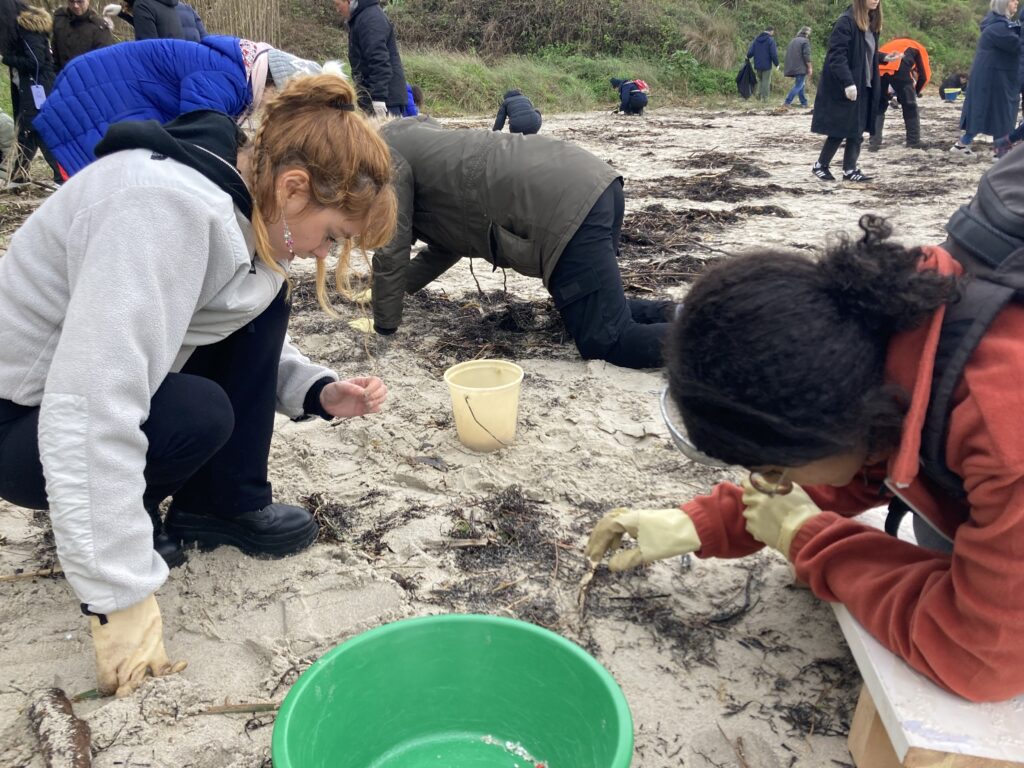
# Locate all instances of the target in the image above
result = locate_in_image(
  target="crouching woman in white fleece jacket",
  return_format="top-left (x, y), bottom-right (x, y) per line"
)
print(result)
top-left (0, 74), bottom-right (396, 697)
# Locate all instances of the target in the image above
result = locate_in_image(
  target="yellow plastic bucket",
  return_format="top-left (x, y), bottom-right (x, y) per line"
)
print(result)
top-left (443, 360), bottom-right (524, 452)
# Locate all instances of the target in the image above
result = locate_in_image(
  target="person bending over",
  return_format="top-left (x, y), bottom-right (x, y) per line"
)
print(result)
top-left (588, 213), bottom-right (1024, 702)
top-left (366, 117), bottom-right (676, 369)
top-left (0, 75), bottom-right (396, 697)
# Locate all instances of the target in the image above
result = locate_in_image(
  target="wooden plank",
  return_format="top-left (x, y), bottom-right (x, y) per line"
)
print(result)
top-left (833, 604), bottom-right (1024, 765)
top-left (849, 686), bottom-right (903, 768)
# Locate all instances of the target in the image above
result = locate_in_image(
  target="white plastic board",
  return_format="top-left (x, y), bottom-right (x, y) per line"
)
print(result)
top-left (833, 603), bottom-right (1024, 763)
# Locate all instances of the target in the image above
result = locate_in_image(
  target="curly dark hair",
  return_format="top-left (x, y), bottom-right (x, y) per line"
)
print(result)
top-left (666, 215), bottom-right (958, 468)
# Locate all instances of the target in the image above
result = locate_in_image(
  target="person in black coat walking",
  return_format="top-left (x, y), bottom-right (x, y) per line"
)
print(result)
top-left (492, 89), bottom-right (542, 134)
top-left (951, 0), bottom-right (1020, 158)
top-left (810, 0), bottom-right (900, 183)
top-left (1, 3), bottom-right (62, 184)
top-left (334, 0), bottom-right (407, 118)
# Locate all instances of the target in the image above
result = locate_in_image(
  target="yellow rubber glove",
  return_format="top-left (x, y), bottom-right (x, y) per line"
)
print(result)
top-left (348, 317), bottom-right (374, 333)
top-left (89, 594), bottom-right (187, 697)
top-left (585, 507), bottom-right (701, 571)
top-left (741, 478), bottom-right (822, 559)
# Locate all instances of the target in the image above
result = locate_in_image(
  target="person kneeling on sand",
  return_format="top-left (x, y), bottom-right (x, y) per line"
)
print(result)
top-left (0, 76), bottom-right (396, 697)
top-left (492, 88), bottom-right (542, 135)
top-left (362, 116), bottom-right (677, 370)
top-left (587, 209), bottom-right (1024, 702)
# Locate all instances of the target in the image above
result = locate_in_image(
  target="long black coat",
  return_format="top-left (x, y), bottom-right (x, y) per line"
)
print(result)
top-left (347, 0), bottom-right (407, 112)
top-left (811, 8), bottom-right (881, 139)
top-left (1, 6), bottom-right (55, 123)
top-left (960, 12), bottom-right (1021, 138)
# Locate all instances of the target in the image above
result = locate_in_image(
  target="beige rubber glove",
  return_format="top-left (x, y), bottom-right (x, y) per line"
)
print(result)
top-left (351, 287), bottom-right (372, 304)
top-left (741, 478), bottom-right (822, 559)
top-left (89, 594), bottom-right (187, 697)
top-left (348, 317), bottom-right (374, 333)
top-left (585, 507), bottom-right (701, 571)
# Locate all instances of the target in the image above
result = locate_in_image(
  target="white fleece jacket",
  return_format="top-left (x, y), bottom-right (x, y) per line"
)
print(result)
top-left (0, 149), bottom-right (337, 613)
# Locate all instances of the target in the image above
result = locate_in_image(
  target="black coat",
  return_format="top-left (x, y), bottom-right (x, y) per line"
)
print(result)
top-left (347, 0), bottom-right (407, 111)
top-left (174, 2), bottom-right (207, 43)
top-left (133, 0), bottom-right (184, 41)
top-left (960, 12), bottom-right (1021, 138)
top-left (492, 92), bottom-right (541, 133)
top-left (52, 7), bottom-right (114, 72)
top-left (2, 6), bottom-right (55, 122)
top-left (811, 7), bottom-right (881, 139)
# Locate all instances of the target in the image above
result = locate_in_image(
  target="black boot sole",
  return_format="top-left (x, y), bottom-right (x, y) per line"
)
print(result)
top-left (153, 531), bottom-right (187, 569)
top-left (165, 511), bottom-right (319, 557)
top-left (159, 544), bottom-right (187, 569)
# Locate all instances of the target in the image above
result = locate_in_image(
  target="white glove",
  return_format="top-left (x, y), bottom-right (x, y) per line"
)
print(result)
top-left (348, 317), bottom-right (374, 333)
top-left (101, 16), bottom-right (114, 29)
top-left (372, 101), bottom-right (387, 119)
top-left (844, 84), bottom-right (857, 101)
top-left (102, 3), bottom-right (122, 15)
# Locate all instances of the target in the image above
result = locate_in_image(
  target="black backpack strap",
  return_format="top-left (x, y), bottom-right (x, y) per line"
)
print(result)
top-left (920, 276), bottom-right (1016, 498)
top-left (884, 496), bottom-right (912, 537)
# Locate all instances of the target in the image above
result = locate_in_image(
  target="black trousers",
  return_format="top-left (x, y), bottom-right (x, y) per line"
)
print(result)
top-left (0, 286), bottom-right (290, 520)
top-left (548, 181), bottom-right (671, 369)
top-left (818, 134), bottom-right (863, 172)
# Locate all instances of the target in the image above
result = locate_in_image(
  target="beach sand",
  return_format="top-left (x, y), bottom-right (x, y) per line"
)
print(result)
top-left (0, 99), bottom-right (988, 767)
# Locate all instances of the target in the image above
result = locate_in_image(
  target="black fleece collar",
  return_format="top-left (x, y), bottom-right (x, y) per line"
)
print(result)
top-left (94, 110), bottom-right (253, 221)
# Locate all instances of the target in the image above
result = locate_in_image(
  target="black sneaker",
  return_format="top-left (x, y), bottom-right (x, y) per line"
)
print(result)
top-left (843, 168), bottom-right (872, 182)
top-left (812, 162), bottom-right (835, 181)
top-left (165, 503), bottom-right (319, 556)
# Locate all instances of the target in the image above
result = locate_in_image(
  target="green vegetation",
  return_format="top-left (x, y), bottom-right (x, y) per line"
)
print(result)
top-left (284, 0), bottom-right (989, 116)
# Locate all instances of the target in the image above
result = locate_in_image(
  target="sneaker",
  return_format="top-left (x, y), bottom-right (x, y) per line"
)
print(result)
top-left (843, 168), bottom-right (872, 182)
top-left (949, 143), bottom-right (973, 156)
top-left (166, 503), bottom-right (319, 556)
top-left (812, 162), bottom-right (835, 181)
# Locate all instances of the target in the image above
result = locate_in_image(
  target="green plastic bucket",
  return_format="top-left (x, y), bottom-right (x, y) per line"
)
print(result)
top-left (272, 614), bottom-right (634, 767)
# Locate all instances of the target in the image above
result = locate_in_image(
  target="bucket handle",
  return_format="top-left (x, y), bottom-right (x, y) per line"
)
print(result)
top-left (463, 395), bottom-right (510, 447)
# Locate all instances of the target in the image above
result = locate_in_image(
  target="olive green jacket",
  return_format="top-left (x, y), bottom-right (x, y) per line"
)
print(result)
top-left (373, 117), bottom-right (620, 331)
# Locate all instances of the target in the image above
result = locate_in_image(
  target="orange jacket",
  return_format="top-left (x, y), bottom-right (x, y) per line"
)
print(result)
top-left (683, 246), bottom-right (1024, 702)
top-left (879, 37), bottom-right (931, 87)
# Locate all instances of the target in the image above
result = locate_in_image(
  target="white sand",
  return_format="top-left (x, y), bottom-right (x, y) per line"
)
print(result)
top-left (0, 100), bottom-right (988, 767)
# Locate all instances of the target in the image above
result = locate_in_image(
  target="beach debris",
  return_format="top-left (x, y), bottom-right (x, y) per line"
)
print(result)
top-left (28, 688), bottom-right (92, 768)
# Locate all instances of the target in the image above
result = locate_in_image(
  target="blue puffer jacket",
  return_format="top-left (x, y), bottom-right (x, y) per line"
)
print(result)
top-left (33, 36), bottom-right (250, 176)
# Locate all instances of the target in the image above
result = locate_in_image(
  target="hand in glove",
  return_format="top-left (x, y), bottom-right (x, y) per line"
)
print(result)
top-left (372, 101), bottom-right (388, 119)
top-left (88, 594), bottom-right (187, 697)
top-left (741, 478), bottom-right (822, 560)
top-left (348, 317), bottom-right (374, 333)
top-left (844, 84), bottom-right (858, 101)
top-left (351, 287), bottom-right (372, 305)
top-left (585, 507), bottom-right (701, 571)
top-left (102, 3), bottom-right (122, 15)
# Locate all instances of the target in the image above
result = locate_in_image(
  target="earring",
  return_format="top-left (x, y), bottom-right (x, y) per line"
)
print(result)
top-left (282, 218), bottom-right (296, 259)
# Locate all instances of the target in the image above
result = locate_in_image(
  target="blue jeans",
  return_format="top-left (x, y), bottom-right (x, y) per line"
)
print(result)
top-left (784, 75), bottom-right (807, 105)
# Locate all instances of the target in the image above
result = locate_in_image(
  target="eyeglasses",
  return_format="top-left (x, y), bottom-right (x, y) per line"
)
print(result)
top-left (659, 386), bottom-right (793, 496)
